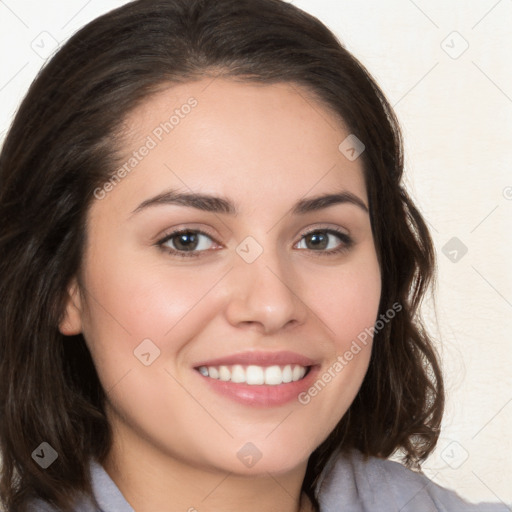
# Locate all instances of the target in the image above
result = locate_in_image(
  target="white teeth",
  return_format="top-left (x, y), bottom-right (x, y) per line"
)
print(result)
top-left (231, 364), bottom-right (245, 383)
top-left (197, 364), bottom-right (308, 385)
top-left (246, 365), bottom-right (265, 385)
top-left (282, 364), bottom-right (293, 383)
top-left (292, 365), bottom-right (304, 381)
top-left (219, 365), bottom-right (230, 381)
top-left (265, 365), bottom-right (282, 385)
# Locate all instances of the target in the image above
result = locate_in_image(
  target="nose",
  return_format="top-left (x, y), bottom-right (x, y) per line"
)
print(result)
top-left (223, 244), bottom-right (309, 335)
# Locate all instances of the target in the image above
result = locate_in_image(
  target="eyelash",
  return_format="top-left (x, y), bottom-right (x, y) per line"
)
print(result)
top-left (156, 227), bottom-right (354, 259)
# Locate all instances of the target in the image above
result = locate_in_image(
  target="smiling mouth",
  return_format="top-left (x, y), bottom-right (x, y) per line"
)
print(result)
top-left (195, 364), bottom-right (311, 386)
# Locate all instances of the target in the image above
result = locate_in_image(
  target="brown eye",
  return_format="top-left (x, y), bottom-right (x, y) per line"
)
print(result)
top-left (169, 231), bottom-right (201, 251)
top-left (157, 229), bottom-right (217, 258)
top-left (296, 229), bottom-right (353, 255)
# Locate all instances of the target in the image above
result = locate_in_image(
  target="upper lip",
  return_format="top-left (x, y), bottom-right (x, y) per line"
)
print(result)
top-left (193, 351), bottom-right (317, 368)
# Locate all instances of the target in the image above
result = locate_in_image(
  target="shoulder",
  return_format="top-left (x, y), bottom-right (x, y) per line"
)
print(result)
top-left (24, 499), bottom-right (58, 512)
top-left (315, 448), bottom-right (510, 512)
top-left (22, 458), bottom-right (123, 512)
top-left (23, 496), bottom-right (96, 512)
top-left (23, 494), bottom-right (97, 512)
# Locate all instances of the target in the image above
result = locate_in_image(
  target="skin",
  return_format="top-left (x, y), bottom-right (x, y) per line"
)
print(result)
top-left (60, 78), bottom-right (381, 512)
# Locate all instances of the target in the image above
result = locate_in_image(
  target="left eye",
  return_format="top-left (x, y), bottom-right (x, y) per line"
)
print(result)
top-left (159, 230), bottom-right (216, 255)
top-left (296, 229), bottom-right (349, 252)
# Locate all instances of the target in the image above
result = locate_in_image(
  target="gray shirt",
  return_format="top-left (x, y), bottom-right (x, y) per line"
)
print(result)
top-left (26, 448), bottom-right (511, 511)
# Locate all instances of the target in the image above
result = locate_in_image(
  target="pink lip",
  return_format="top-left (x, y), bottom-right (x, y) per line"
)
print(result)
top-left (193, 350), bottom-right (317, 368)
top-left (194, 364), bottom-right (320, 407)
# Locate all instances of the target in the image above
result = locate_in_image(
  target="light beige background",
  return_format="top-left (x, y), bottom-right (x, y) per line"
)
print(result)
top-left (0, 0), bottom-right (510, 506)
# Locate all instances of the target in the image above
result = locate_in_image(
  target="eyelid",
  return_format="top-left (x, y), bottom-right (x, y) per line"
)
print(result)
top-left (156, 224), bottom-right (220, 244)
top-left (298, 223), bottom-right (350, 238)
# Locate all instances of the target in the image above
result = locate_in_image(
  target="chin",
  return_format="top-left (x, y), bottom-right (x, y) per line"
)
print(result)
top-left (199, 437), bottom-right (314, 477)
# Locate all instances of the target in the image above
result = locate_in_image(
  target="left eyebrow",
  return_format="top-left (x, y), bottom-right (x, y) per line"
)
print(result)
top-left (129, 189), bottom-right (369, 217)
top-left (293, 191), bottom-right (368, 215)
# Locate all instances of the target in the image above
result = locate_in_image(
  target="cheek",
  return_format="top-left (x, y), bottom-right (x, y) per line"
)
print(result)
top-left (311, 253), bottom-right (381, 350)
top-left (78, 248), bottom-right (228, 385)
top-left (296, 253), bottom-right (381, 429)
top-left (81, 243), bottom-right (211, 338)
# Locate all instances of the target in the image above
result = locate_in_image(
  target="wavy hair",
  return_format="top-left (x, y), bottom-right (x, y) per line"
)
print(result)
top-left (0, 0), bottom-right (444, 510)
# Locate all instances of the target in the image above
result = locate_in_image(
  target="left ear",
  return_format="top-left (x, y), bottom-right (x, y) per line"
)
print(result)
top-left (59, 277), bottom-right (83, 335)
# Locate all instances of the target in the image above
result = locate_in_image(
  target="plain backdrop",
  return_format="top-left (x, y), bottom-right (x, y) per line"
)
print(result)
top-left (0, 0), bottom-right (511, 506)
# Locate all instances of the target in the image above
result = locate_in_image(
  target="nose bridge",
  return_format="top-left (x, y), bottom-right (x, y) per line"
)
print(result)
top-left (224, 233), bottom-right (307, 332)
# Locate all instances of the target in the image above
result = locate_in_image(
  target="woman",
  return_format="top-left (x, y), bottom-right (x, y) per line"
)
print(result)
top-left (0, 0), bottom-right (508, 511)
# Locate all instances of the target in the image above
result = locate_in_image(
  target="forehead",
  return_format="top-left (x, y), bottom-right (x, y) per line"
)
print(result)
top-left (104, 78), bottom-right (367, 214)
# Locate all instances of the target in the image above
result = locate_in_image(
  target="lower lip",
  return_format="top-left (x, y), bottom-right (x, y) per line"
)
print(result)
top-left (195, 366), bottom-right (320, 407)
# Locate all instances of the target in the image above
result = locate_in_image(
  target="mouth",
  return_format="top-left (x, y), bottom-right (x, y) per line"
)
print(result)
top-left (195, 364), bottom-right (312, 386)
top-left (194, 363), bottom-right (318, 407)
top-left (192, 350), bottom-right (319, 406)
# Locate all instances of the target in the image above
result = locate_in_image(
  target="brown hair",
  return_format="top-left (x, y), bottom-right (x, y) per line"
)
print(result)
top-left (0, 0), bottom-right (444, 510)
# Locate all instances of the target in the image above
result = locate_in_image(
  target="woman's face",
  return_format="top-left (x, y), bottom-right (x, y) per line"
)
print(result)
top-left (61, 78), bottom-right (381, 476)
